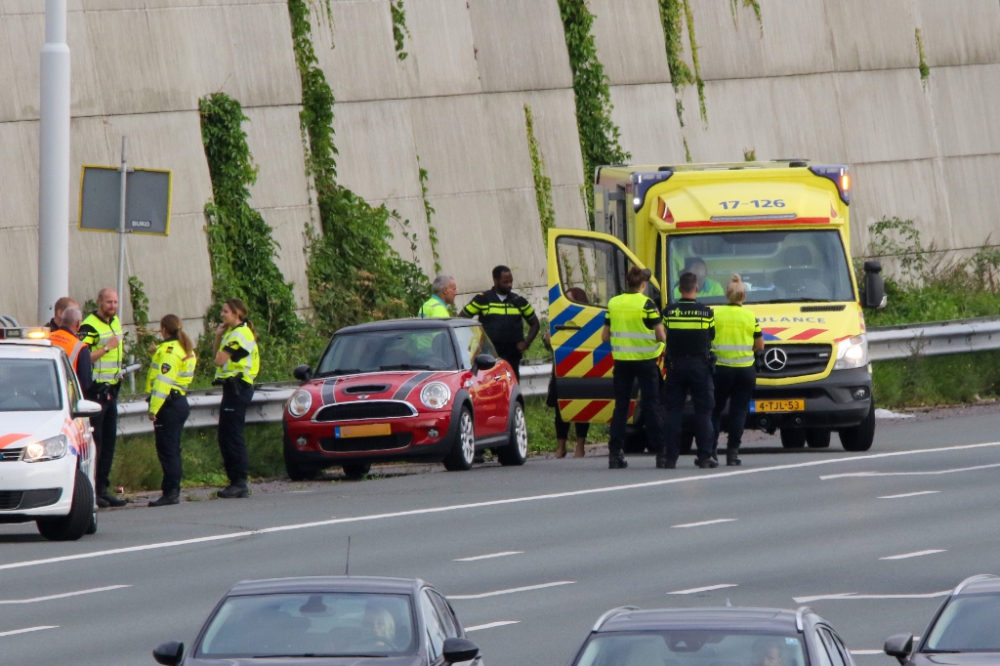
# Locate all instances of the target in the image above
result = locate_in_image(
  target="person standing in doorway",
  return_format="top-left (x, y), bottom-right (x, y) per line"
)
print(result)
top-left (213, 299), bottom-right (259, 499)
top-left (460, 265), bottom-right (539, 380)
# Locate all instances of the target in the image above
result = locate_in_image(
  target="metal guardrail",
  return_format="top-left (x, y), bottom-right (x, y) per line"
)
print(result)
top-left (115, 317), bottom-right (1000, 436)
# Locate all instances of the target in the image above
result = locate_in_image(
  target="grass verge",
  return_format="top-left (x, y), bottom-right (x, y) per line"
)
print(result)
top-left (872, 350), bottom-right (1000, 409)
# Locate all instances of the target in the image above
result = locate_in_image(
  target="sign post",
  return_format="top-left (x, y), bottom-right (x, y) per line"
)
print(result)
top-left (117, 136), bottom-right (129, 304)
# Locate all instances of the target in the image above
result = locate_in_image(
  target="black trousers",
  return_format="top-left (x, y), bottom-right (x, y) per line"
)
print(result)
top-left (555, 409), bottom-right (590, 440)
top-left (496, 347), bottom-right (522, 381)
top-left (712, 365), bottom-right (756, 452)
top-left (218, 380), bottom-right (254, 484)
top-left (609, 359), bottom-right (665, 455)
top-left (663, 357), bottom-right (716, 461)
top-left (86, 383), bottom-right (120, 494)
top-left (154, 396), bottom-right (190, 493)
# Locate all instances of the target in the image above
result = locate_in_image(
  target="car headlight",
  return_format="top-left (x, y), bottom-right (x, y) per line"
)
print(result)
top-left (835, 335), bottom-right (868, 370)
top-left (24, 434), bottom-right (69, 463)
top-left (420, 382), bottom-right (452, 409)
top-left (288, 389), bottom-right (313, 418)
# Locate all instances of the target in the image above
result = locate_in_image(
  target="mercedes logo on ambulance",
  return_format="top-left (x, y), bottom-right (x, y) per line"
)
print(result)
top-left (763, 348), bottom-right (788, 371)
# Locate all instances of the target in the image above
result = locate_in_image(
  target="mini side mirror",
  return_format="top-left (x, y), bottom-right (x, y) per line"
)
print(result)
top-left (861, 260), bottom-right (887, 309)
top-left (293, 365), bottom-right (313, 382)
top-left (473, 354), bottom-right (496, 371)
top-left (72, 399), bottom-right (103, 418)
top-left (443, 636), bottom-right (480, 664)
top-left (883, 634), bottom-right (914, 665)
top-left (153, 641), bottom-right (184, 666)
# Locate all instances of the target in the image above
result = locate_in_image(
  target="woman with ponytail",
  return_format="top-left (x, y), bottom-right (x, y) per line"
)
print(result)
top-left (146, 315), bottom-right (197, 506)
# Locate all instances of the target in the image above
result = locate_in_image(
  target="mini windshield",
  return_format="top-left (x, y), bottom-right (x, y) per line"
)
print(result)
top-left (0, 359), bottom-right (61, 412)
top-left (198, 592), bottom-right (417, 658)
top-left (667, 230), bottom-right (855, 305)
top-left (575, 631), bottom-right (809, 666)
top-left (316, 329), bottom-right (458, 376)
top-left (924, 594), bottom-right (1000, 652)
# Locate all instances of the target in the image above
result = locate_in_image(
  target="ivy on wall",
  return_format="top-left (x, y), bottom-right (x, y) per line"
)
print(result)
top-left (126, 275), bottom-right (157, 370)
top-left (557, 0), bottom-right (630, 226)
top-left (730, 0), bottom-right (762, 31)
top-left (198, 92), bottom-right (300, 339)
top-left (915, 28), bottom-right (930, 88)
top-left (417, 156), bottom-right (441, 274)
top-left (391, 1), bottom-right (411, 61)
top-left (524, 104), bottom-right (556, 247)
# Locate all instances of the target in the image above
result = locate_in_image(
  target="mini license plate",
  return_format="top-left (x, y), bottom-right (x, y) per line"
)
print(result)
top-left (751, 399), bottom-right (805, 413)
top-left (335, 424), bottom-right (391, 438)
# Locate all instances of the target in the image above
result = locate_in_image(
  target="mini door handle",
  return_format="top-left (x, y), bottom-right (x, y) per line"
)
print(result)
top-left (555, 324), bottom-right (582, 331)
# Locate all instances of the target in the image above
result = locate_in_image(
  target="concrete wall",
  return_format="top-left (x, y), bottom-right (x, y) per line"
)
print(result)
top-left (2, 0), bottom-right (998, 329)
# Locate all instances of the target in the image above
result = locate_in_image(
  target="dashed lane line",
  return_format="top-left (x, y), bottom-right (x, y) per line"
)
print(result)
top-left (448, 581), bottom-right (575, 600)
top-left (454, 551), bottom-right (523, 562)
top-left (794, 591), bottom-right (950, 603)
top-left (0, 585), bottom-right (131, 605)
top-left (668, 584), bottom-right (738, 595)
top-left (880, 549), bottom-right (946, 561)
top-left (672, 519), bottom-right (737, 528)
top-left (821, 462), bottom-right (1000, 480)
top-left (0, 626), bottom-right (58, 638)
top-left (878, 491), bottom-right (940, 499)
top-left (2, 440), bottom-right (999, 574)
top-left (465, 621), bottom-right (520, 632)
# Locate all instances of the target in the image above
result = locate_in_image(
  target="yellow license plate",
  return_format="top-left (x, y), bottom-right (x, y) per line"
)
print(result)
top-left (336, 424), bottom-right (391, 438)
top-left (753, 399), bottom-right (805, 413)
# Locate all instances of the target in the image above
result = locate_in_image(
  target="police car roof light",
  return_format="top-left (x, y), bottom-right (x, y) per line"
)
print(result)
top-left (808, 165), bottom-right (850, 206)
top-left (0, 327), bottom-right (50, 341)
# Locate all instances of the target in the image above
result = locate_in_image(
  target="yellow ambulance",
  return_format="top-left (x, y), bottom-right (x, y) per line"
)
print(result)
top-left (547, 161), bottom-right (886, 452)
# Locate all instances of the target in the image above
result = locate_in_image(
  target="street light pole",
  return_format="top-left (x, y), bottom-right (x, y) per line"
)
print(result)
top-left (37, 0), bottom-right (71, 325)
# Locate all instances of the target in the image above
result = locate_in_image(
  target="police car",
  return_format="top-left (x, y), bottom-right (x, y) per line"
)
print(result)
top-left (0, 327), bottom-right (100, 540)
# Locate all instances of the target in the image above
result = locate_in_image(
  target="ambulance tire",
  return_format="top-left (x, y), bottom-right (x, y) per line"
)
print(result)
top-left (780, 428), bottom-right (806, 449)
top-left (283, 434), bottom-right (322, 481)
top-left (37, 469), bottom-right (93, 542)
top-left (342, 463), bottom-right (371, 480)
top-left (806, 429), bottom-right (831, 448)
top-left (839, 402), bottom-right (876, 452)
top-left (679, 431), bottom-right (695, 455)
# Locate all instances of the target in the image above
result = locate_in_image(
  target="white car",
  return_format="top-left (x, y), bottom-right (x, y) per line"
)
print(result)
top-left (0, 328), bottom-right (101, 540)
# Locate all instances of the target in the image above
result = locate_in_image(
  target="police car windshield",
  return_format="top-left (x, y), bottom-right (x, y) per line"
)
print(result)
top-left (667, 230), bottom-right (855, 305)
top-left (316, 329), bottom-right (458, 377)
top-left (0, 359), bottom-right (61, 412)
top-left (575, 631), bottom-right (808, 666)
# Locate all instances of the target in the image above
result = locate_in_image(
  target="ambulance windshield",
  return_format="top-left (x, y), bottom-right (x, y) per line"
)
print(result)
top-left (667, 230), bottom-right (855, 305)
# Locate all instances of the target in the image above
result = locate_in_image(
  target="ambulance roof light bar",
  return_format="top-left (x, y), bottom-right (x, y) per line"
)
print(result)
top-left (808, 165), bottom-right (851, 205)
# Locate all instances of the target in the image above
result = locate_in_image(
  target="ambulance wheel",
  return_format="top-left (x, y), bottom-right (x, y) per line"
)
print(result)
top-left (37, 469), bottom-right (93, 541)
top-left (806, 429), bottom-right (831, 448)
top-left (839, 402), bottom-right (876, 452)
top-left (342, 463), bottom-right (371, 480)
top-left (780, 428), bottom-right (806, 449)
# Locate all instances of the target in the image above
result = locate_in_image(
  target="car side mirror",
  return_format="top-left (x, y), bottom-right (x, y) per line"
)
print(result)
top-left (443, 637), bottom-right (480, 664)
top-left (72, 399), bottom-right (103, 418)
top-left (293, 365), bottom-right (313, 382)
top-left (153, 641), bottom-right (184, 666)
top-left (861, 260), bottom-right (887, 309)
top-left (473, 354), bottom-right (496, 371)
top-left (883, 634), bottom-right (914, 665)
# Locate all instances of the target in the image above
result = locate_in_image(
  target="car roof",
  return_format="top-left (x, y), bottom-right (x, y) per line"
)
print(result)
top-left (226, 576), bottom-right (427, 597)
top-left (335, 318), bottom-right (478, 335)
top-left (597, 608), bottom-right (801, 633)
top-left (0, 343), bottom-right (63, 360)
top-left (954, 574), bottom-right (1000, 595)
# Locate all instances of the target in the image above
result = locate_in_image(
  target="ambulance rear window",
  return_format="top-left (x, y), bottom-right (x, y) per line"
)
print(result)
top-left (0, 359), bottom-right (61, 412)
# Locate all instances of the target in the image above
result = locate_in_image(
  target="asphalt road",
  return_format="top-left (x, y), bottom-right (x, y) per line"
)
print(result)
top-left (1, 404), bottom-right (999, 666)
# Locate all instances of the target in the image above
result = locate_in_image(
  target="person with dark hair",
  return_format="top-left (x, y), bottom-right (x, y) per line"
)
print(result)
top-left (663, 271), bottom-right (717, 468)
top-left (45, 296), bottom-right (78, 331)
top-left (213, 298), bottom-right (260, 498)
top-left (460, 265), bottom-right (540, 380)
top-left (601, 266), bottom-right (666, 469)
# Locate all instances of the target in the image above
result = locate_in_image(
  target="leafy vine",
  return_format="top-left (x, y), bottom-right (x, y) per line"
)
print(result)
top-left (391, 1), bottom-right (411, 61)
top-left (915, 28), bottom-right (930, 88)
top-left (524, 104), bottom-right (556, 247)
top-left (417, 156), bottom-right (441, 274)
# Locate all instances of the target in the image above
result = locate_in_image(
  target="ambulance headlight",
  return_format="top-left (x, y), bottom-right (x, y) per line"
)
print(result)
top-left (24, 435), bottom-right (69, 462)
top-left (288, 390), bottom-right (313, 418)
top-left (835, 335), bottom-right (868, 370)
top-left (420, 382), bottom-right (452, 409)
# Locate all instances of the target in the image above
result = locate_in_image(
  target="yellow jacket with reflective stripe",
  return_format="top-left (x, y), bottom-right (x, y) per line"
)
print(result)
top-left (145, 340), bottom-right (192, 415)
top-left (80, 313), bottom-right (123, 384)
top-left (214, 323), bottom-right (259, 384)
top-left (712, 304), bottom-right (761, 368)
top-left (418, 296), bottom-right (450, 318)
top-left (607, 292), bottom-right (661, 361)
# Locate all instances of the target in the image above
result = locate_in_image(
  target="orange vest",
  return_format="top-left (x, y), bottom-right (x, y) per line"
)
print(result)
top-left (50, 329), bottom-right (85, 370)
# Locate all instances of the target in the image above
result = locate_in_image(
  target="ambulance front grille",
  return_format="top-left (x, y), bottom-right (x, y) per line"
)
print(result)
top-left (758, 344), bottom-right (832, 379)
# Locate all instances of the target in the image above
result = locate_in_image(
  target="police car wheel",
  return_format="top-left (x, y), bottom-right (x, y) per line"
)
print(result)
top-left (497, 402), bottom-right (528, 466)
top-left (780, 428), bottom-right (806, 449)
top-left (805, 429), bottom-right (831, 448)
top-left (839, 402), bottom-right (875, 452)
top-left (86, 509), bottom-right (98, 535)
top-left (443, 407), bottom-right (475, 472)
top-left (342, 463), bottom-right (371, 480)
top-left (36, 469), bottom-right (93, 542)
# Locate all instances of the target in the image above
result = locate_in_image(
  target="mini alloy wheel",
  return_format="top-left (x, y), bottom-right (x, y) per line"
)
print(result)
top-left (498, 402), bottom-right (528, 466)
top-left (444, 408), bottom-right (476, 471)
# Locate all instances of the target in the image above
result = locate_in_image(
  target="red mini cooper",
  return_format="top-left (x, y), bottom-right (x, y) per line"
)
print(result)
top-left (283, 319), bottom-right (529, 479)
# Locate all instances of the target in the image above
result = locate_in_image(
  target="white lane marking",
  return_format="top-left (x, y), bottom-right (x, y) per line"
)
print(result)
top-left (465, 621), bottom-right (520, 632)
top-left (851, 650), bottom-right (885, 655)
top-left (668, 584), bottom-right (738, 595)
top-left (448, 581), bottom-right (575, 600)
top-left (3, 440), bottom-right (1000, 573)
top-left (878, 491), bottom-right (940, 499)
top-left (454, 551), bottom-right (523, 562)
top-left (822, 462), bottom-right (1000, 480)
top-left (880, 549), bottom-right (946, 560)
top-left (0, 626), bottom-right (58, 638)
top-left (794, 590), bottom-right (951, 603)
top-left (0, 585), bottom-right (131, 605)
top-left (672, 518), bottom-right (737, 529)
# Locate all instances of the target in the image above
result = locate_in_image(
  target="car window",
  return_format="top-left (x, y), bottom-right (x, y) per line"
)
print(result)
top-left (818, 629), bottom-right (847, 666)
top-left (429, 591), bottom-right (459, 638)
top-left (0, 359), bottom-right (62, 411)
top-left (924, 593), bottom-right (1000, 651)
top-left (453, 327), bottom-right (484, 370)
top-left (420, 590), bottom-right (448, 661)
top-left (62, 355), bottom-right (80, 407)
top-left (316, 329), bottom-right (458, 376)
top-left (830, 631), bottom-right (854, 666)
top-left (574, 631), bottom-right (808, 666)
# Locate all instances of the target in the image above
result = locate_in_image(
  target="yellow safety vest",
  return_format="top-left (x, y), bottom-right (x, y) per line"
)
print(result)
top-left (145, 340), bottom-right (195, 415)
top-left (80, 313), bottom-right (123, 384)
top-left (607, 292), bottom-right (661, 362)
top-left (418, 296), bottom-right (450, 318)
top-left (712, 304), bottom-right (761, 368)
top-left (214, 322), bottom-right (259, 384)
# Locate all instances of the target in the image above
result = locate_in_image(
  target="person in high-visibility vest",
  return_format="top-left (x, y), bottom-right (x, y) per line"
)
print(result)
top-left (78, 288), bottom-right (127, 508)
top-left (212, 298), bottom-right (260, 499)
top-left (418, 275), bottom-right (457, 318)
top-left (146, 315), bottom-right (197, 507)
top-left (601, 267), bottom-right (667, 470)
top-left (48, 306), bottom-right (93, 393)
top-left (710, 275), bottom-right (764, 467)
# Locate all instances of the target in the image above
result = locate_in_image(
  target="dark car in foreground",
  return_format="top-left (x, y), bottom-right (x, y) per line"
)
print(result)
top-left (885, 574), bottom-right (1000, 666)
top-left (570, 606), bottom-right (857, 666)
top-left (153, 576), bottom-right (482, 666)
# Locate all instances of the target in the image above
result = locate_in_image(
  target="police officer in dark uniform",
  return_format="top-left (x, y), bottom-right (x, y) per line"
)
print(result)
top-left (663, 272), bottom-right (717, 468)
top-left (460, 265), bottom-right (540, 380)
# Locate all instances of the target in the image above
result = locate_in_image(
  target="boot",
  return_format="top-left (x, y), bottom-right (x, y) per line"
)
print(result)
top-left (97, 490), bottom-right (126, 508)
top-left (608, 450), bottom-right (628, 469)
top-left (726, 448), bottom-right (742, 466)
top-left (655, 455), bottom-right (676, 469)
top-left (149, 490), bottom-right (180, 507)
top-left (694, 457), bottom-right (719, 469)
top-left (218, 482), bottom-right (250, 499)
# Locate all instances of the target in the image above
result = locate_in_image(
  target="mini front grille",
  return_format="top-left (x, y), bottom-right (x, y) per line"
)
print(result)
top-left (318, 433), bottom-right (413, 453)
top-left (0, 491), bottom-right (24, 510)
top-left (315, 401), bottom-right (416, 422)
top-left (0, 448), bottom-right (24, 462)
top-left (759, 344), bottom-right (832, 379)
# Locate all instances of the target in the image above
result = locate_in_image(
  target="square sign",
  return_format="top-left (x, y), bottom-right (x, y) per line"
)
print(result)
top-left (79, 165), bottom-right (172, 235)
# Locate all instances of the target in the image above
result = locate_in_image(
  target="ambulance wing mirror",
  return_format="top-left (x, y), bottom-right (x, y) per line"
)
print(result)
top-left (862, 260), bottom-right (887, 309)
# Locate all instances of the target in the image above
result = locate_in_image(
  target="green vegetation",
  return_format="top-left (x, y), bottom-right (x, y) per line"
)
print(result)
top-left (557, 0), bottom-right (630, 224)
top-left (390, 1), bottom-right (411, 61)
top-left (683, 137), bottom-right (692, 163)
top-left (730, 0), bottom-right (762, 30)
top-left (524, 104), bottom-right (556, 247)
top-left (743, 147), bottom-right (756, 162)
top-left (125, 276), bottom-right (157, 373)
top-left (874, 352), bottom-right (1000, 409)
top-left (915, 28), bottom-right (930, 87)
top-left (658, 0), bottom-right (705, 125)
top-left (417, 156), bottom-right (441, 274)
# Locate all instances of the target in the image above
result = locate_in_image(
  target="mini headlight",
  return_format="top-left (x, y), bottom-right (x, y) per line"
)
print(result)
top-left (835, 335), bottom-right (868, 370)
top-left (420, 382), bottom-right (452, 409)
top-left (23, 434), bottom-right (69, 463)
top-left (288, 389), bottom-right (313, 418)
